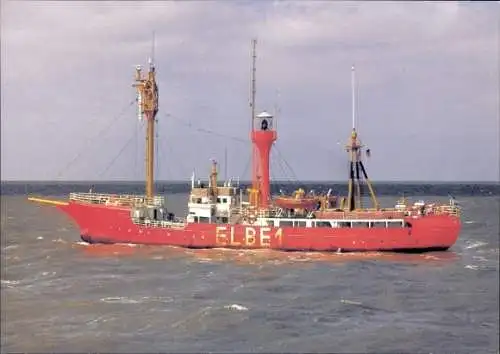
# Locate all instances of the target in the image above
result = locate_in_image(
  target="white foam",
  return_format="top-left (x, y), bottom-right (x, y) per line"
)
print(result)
top-left (1, 279), bottom-right (20, 286)
top-left (225, 304), bottom-right (249, 311)
top-left (100, 297), bottom-right (140, 304)
top-left (465, 264), bottom-right (479, 270)
top-left (465, 241), bottom-right (487, 249)
top-left (36, 236), bottom-right (44, 240)
top-left (99, 296), bottom-right (173, 304)
top-left (340, 299), bottom-right (363, 305)
top-left (473, 256), bottom-right (488, 262)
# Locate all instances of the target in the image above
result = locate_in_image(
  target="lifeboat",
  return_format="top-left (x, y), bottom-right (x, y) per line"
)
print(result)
top-left (273, 188), bottom-right (334, 210)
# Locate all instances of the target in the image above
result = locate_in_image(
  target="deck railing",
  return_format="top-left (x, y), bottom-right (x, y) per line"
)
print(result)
top-left (69, 192), bottom-right (165, 207)
top-left (132, 218), bottom-right (186, 229)
top-left (242, 203), bottom-right (462, 221)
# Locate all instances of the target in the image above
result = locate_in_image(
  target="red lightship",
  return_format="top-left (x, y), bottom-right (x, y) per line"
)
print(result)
top-left (29, 40), bottom-right (461, 252)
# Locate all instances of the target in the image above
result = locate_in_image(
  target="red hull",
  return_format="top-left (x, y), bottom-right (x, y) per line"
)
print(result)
top-left (57, 202), bottom-right (461, 252)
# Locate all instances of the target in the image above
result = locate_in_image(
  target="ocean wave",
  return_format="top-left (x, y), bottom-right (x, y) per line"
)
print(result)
top-left (99, 296), bottom-right (174, 304)
top-left (1, 279), bottom-right (20, 287)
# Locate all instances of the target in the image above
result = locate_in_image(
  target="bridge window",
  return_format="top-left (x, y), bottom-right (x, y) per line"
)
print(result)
top-left (279, 220), bottom-right (294, 227)
top-left (295, 221), bottom-right (306, 227)
top-left (338, 221), bottom-right (351, 228)
top-left (371, 221), bottom-right (386, 228)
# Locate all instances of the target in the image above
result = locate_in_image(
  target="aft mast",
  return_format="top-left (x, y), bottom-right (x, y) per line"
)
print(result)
top-left (345, 65), bottom-right (379, 211)
top-left (133, 34), bottom-right (159, 199)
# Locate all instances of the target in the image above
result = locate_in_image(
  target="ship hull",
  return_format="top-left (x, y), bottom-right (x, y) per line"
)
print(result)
top-left (57, 202), bottom-right (460, 252)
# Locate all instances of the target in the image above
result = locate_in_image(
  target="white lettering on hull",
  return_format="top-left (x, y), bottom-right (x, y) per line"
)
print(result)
top-left (216, 226), bottom-right (283, 248)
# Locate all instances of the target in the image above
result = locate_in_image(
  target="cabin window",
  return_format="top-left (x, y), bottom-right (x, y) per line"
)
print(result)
top-left (315, 221), bottom-right (332, 228)
top-left (220, 217), bottom-right (228, 223)
top-left (279, 220), bottom-right (294, 227)
top-left (338, 222), bottom-right (351, 228)
top-left (295, 221), bottom-right (306, 227)
top-left (199, 216), bottom-right (210, 224)
top-left (222, 198), bottom-right (227, 204)
top-left (217, 197), bottom-right (221, 203)
top-left (371, 221), bottom-right (386, 228)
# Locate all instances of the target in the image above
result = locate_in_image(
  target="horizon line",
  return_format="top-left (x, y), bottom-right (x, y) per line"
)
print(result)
top-left (1, 179), bottom-right (499, 184)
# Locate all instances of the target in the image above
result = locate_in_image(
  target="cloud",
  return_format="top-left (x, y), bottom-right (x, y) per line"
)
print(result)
top-left (1, 1), bottom-right (498, 182)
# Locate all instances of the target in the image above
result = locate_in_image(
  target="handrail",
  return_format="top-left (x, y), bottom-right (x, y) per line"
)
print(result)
top-left (69, 192), bottom-right (165, 207)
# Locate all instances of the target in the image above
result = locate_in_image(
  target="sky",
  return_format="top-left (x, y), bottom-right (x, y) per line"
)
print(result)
top-left (1, 1), bottom-right (499, 182)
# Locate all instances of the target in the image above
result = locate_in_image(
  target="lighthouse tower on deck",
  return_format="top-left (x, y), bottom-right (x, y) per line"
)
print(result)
top-left (251, 111), bottom-right (277, 209)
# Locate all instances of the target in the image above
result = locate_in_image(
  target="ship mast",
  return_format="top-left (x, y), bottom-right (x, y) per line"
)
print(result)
top-left (250, 39), bottom-right (259, 199)
top-left (134, 33), bottom-right (159, 199)
top-left (345, 65), bottom-right (379, 211)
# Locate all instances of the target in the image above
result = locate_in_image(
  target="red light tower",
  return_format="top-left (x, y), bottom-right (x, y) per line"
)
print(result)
top-left (251, 111), bottom-right (277, 208)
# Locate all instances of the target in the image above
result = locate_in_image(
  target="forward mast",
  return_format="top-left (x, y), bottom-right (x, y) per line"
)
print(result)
top-left (133, 47), bottom-right (159, 199)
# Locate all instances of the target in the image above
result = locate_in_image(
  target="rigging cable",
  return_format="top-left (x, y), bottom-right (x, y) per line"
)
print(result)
top-left (98, 121), bottom-right (142, 179)
top-left (156, 128), bottom-right (175, 181)
top-left (239, 153), bottom-right (252, 184)
top-left (165, 111), bottom-right (252, 182)
top-left (167, 113), bottom-right (248, 144)
top-left (271, 148), bottom-right (295, 184)
top-left (274, 144), bottom-right (299, 182)
top-left (157, 114), bottom-right (189, 179)
top-left (133, 119), bottom-right (144, 181)
top-left (55, 100), bottom-right (136, 179)
top-left (155, 118), bottom-right (160, 189)
top-left (163, 111), bottom-right (309, 187)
